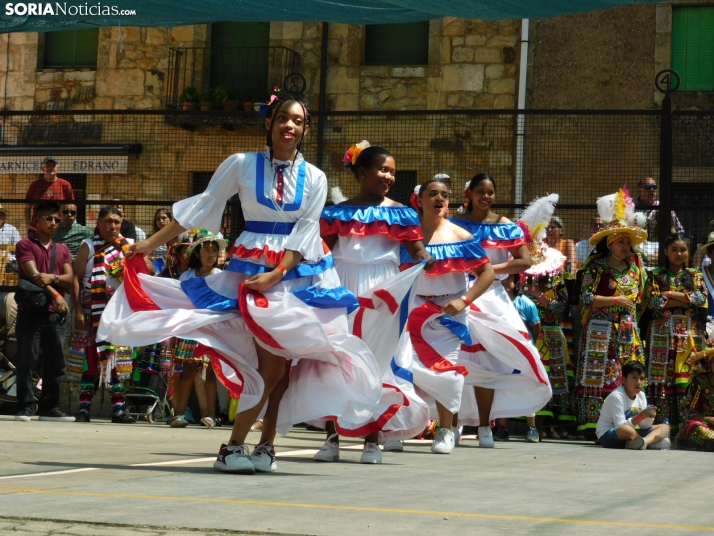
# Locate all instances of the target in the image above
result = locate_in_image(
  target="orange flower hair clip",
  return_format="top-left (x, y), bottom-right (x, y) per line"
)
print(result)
top-left (343, 140), bottom-right (371, 170)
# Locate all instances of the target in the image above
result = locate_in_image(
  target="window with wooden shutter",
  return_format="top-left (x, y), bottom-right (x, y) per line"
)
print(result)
top-left (42, 29), bottom-right (99, 69)
top-left (672, 7), bottom-right (714, 91)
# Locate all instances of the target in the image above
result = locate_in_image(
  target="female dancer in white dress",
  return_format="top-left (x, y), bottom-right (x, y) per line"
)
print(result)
top-left (98, 96), bottom-right (382, 475)
top-left (314, 142), bottom-right (432, 463)
top-left (450, 173), bottom-right (547, 446)
top-left (398, 179), bottom-right (496, 454)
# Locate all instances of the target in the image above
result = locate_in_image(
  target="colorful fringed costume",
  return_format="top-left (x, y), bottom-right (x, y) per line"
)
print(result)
top-left (679, 349), bottom-right (714, 449)
top-left (644, 267), bottom-right (708, 428)
top-left (576, 186), bottom-right (648, 432)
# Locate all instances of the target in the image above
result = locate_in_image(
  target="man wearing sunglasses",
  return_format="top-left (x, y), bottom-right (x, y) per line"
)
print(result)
top-left (634, 177), bottom-right (684, 234)
top-left (14, 202), bottom-right (74, 422)
top-left (54, 203), bottom-right (93, 259)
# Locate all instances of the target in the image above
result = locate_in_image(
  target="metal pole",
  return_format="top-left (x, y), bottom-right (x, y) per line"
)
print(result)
top-left (658, 93), bottom-right (673, 264)
top-left (315, 22), bottom-right (328, 170)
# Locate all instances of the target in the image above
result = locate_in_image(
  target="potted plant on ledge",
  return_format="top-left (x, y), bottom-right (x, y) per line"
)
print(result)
top-left (199, 91), bottom-right (213, 111)
top-left (213, 85), bottom-right (237, 111)
top-left (179, 86), bottom-right (198, 110)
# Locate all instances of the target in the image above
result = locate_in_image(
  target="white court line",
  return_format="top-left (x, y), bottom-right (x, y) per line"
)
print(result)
top-left (0, 467), bottom-right (100, 480)
top-left (130, 457), bottom-right (215, 467)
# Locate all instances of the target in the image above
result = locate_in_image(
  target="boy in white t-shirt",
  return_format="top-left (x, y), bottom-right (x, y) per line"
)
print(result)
top-left (596, 361), bottom-right (671, 450)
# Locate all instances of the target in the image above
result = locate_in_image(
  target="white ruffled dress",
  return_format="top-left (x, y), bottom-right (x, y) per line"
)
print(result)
top-left (319, 205), bottom-right (429, 439)
top-left (98, 149), bottom-right (382, 435)
top-left (448, 219), bottom-right (552, 424)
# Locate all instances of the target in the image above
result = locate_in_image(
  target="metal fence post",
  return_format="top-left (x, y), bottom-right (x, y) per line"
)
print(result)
top-left (315, 22), bottom-right (328, 170)
top-left (659, 92), bottom-right (673, 261)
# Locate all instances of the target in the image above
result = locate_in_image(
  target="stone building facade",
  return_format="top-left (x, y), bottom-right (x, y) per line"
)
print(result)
top-left (1, 18), bottom-right (522, 112)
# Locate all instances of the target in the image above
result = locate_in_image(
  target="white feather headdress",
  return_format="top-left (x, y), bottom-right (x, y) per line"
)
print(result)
top-left (331, 186), bottom-right (347, 205)
top-left (518, 193), bottom-right (559, 244)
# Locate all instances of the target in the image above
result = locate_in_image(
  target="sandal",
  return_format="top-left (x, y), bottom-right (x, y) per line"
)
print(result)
top-left (201, 416), bottom-right (216, 429)
top-left (169, 415), bottom-right (189, 428)
top-left (251, 419), bottom-right (263, 431)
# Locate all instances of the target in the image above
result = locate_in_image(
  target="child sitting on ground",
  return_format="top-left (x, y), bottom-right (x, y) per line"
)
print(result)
top-left (596, 361), bottom-right (670, 450)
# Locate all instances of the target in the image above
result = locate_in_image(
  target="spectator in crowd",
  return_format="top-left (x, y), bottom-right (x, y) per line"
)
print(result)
top-left (53, 203), bottom-right (93, 259)
top-left (575, 217), bottom-right (604, 269)
top-left (545, 217), bottom-right (576, 271)
top-left (0, 206), bottom-right (21, 245)
top-left (109, 201), bottom-right (144, 241)
top-left (596, 361), bottom-right (670, 450)
top-left (149, 208), bottom-right (176, 259)
top-left (71, 206), bottom-right (140, 424)
top-left (25, 157), bottom-right (74, 230)
top-left (14, 202), bottom-right (74, 422)
top-left (634, 177), bottom-right (684, 234)
top-left (698, 222), bottom-right (714, 270)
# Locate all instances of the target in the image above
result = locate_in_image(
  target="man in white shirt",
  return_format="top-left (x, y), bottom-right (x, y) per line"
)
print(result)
top-left (0, 208), bottom-right (22, 245)
top-left (596, 361), bottom-right (670, 449)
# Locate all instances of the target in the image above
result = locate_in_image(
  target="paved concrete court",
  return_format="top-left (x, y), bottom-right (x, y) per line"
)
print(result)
top-left (0, 416), bottom-right (712, 536)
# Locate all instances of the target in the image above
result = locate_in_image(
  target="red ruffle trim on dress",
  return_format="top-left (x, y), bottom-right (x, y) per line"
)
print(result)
top-left (229, 244), bottom-right (285, 264)
top-left (400, 256), bottom-right (489, 275)
top-left (481, 238), bottom-right (528, 249)
top-left (320, 219), bottom-right (424, 241)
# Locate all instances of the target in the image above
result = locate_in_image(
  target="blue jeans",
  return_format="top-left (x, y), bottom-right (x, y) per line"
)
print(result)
top-left (599, 426), bottom-right (653, 449)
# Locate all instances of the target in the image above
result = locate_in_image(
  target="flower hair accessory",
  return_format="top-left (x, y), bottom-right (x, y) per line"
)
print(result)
top-left (410, 184), bottom-right (421, 210)
top-left (258, 94), bottom-right (281, 118)
top-left (343, 140), bottom-right (371, 170)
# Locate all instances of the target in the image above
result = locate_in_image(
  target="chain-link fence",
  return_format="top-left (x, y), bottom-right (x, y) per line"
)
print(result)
top-left (0, 107), bottom-right (712, 288)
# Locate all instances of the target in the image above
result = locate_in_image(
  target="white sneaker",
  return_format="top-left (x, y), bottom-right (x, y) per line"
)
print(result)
top-left (213, 443), bottom-right (255, 474)
top-left (250, 441), bottom-right (277, 472)
top-left (648, 437), bottom-right (671, 450)
top-left (431, 428), bottom-right (455, 454)
top-left (478, 426), bottom-right (494, 448)
top-left (360, 442), bottom-right (383, 464)
top-left (383, 439), bottom-right (404, 452)
top-left (313, 433), bottom-right (340, 462)
top-left (452, 426), bottom-right (461, 447)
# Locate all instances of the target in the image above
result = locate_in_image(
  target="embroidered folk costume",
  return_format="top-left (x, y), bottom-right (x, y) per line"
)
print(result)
top-left (577, 187), bottom-right (648, 431)
top-left (644, 267), bottom-right (707, 428)
top-left (679, 347), bottom-right (714, 449)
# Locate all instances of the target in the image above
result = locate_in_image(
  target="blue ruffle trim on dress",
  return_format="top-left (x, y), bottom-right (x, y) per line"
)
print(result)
top-left (449, 218), bottom-right (524, 242)
top-left (321, 205), bottom-right (421, 227)
top-left (399, 237), bottom-right (487, 264)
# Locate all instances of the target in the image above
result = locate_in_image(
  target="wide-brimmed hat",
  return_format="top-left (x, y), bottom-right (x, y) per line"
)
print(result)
top-left (697, 232), bottom-right (714, 254)
top-left (184, 228), bottom-right (226, 260)
top-left (589, 186), bottom-right (647, 247)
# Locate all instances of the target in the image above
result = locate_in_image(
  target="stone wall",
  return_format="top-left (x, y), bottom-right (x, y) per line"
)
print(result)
top-left (323, 18), bottom-right (521, 111)
top-left (0, 25), bottom-right (207, 111)
top-left (528, 4), bottom-right (658, 110)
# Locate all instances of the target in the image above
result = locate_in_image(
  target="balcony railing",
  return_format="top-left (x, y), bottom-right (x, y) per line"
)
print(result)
top-left (165, 46), bottom-right (299, 110)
